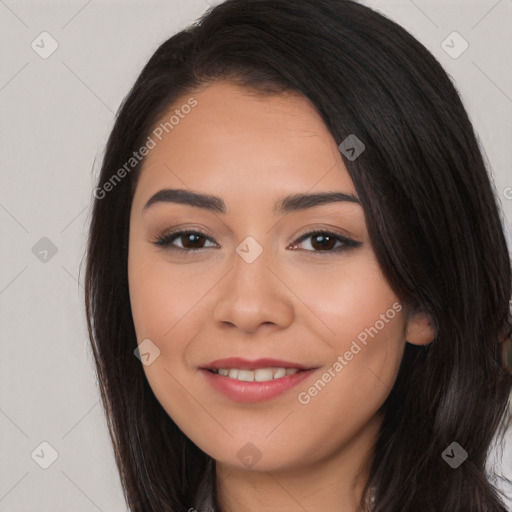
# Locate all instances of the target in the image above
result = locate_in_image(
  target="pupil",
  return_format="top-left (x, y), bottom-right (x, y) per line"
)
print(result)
top-left (312, 234), bottom-right (335, 251)
top-left (184, 233), bottom-right (203, 248)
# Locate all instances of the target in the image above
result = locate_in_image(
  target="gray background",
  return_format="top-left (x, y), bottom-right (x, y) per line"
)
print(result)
top-left (1, 0), bottom-right (511, 510)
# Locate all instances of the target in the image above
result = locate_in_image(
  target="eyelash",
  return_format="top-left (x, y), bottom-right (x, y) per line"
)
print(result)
top-left (151, 229), bottom-right (362, 255)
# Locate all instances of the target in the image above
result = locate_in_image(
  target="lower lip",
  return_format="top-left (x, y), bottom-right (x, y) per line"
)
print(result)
top-left (200, 368), bottom-right (316, 403)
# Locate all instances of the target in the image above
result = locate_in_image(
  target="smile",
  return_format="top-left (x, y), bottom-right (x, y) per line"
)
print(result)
top-left (209, 367), bottom-right (300, 382)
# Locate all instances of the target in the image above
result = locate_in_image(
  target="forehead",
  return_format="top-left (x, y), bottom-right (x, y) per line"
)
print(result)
top-left (134, 80), bottom-right (356, 206)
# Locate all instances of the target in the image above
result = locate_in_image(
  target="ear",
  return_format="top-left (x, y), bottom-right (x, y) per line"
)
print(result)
top-left (405, 310), bottom-right (436, 346)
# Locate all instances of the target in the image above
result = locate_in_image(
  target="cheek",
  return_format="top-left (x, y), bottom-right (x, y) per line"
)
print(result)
top-left (128, 257), bottom-right (168, 341)
top-left (290, 309), bottom-right (405, 459)
top-left (128, 253), bottom-right (206, 422)
top-left (289, 255), bottom-right (405, 418)
top-left (287, 251), bottom-right (402, 346)
top-left (128, 247), bottom-right (212, 344)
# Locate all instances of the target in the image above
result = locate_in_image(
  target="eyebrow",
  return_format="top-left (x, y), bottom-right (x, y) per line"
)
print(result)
top-left (143, 188), bottom-right (361, 215)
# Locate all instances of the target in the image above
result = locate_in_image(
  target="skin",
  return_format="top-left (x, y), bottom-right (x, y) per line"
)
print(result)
top-left (127, 80), bottom-right (435, 512)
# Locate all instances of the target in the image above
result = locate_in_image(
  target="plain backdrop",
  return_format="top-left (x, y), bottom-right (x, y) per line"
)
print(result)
top-left (1, 0), bottom-right (511, 510)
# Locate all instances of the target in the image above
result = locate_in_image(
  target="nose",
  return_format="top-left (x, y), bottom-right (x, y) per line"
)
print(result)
top-left (212, 244), bottom-right (295, 334)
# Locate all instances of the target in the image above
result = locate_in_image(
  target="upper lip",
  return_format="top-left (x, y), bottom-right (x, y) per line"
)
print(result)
top-left (203, 357), bottom-right (314, 371)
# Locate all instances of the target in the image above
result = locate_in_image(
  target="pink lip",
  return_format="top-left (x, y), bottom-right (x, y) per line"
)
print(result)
top-left (204, 357), bottom-right (311, 371)
top-left (200, 367), bottom-right (317, 403)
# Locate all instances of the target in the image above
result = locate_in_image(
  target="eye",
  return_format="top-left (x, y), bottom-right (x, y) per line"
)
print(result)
top-left (151, 229), bottom-right (362, 254)
top-left (288, 230), bottom-right (362, 253)
top-left (152, 230), bottom-right (218, 253)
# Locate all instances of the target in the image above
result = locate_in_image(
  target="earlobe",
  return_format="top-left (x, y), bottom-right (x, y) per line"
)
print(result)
top-left (405, 311), bottom-right (437, 346)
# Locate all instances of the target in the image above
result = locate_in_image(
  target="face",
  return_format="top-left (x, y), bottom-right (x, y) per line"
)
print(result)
top-left (128, 80), bottom-right (426, 473)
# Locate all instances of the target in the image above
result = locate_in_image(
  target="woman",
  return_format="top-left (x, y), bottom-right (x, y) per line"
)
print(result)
top-left (84, 0), bottom-right (512, 510)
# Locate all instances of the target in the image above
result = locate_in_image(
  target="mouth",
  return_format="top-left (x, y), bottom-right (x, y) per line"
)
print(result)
top-left (200, 357), bottom-right (319, 403)
top-left (203, 357), bottom-right (314, 381)
top-left (206, 367), bottom-right (303, 382)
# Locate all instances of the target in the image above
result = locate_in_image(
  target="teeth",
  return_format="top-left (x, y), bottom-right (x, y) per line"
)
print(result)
top-left (274, 368), bottom-right (286, 379)
top-left (237, 370), bottom-right (255, 382)
top-left (213, 367), bottom-right (300, 382)
top-left (255, 368), bottom-right (273, 381)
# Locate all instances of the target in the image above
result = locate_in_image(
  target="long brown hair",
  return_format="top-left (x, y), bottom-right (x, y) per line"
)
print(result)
top-left (84, 1), bottom-right (512, 510)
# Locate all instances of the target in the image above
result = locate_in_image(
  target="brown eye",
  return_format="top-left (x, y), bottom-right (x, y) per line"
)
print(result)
top-left (290, 231), bottom-right (362, 253)
top-left (309, 233), bottom-right (337, 251)
top-left (153, 230), bottom-right (218, 252)
top-left (177, 232), bottom-right (207, 249)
